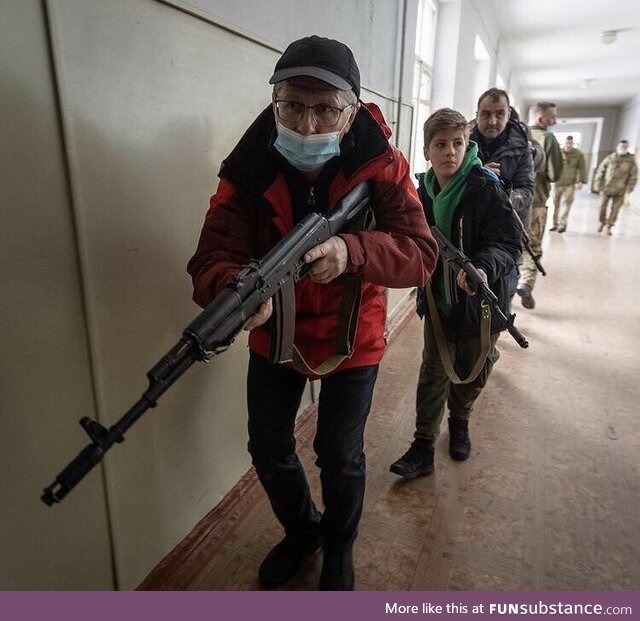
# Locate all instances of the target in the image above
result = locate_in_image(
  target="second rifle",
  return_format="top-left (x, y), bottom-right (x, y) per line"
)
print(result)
top-left (430, 226), bottom-right (529, 349)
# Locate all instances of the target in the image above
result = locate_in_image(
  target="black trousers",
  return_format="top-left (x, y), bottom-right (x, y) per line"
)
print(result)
top-left (246, 351), bottom-right (379, 542)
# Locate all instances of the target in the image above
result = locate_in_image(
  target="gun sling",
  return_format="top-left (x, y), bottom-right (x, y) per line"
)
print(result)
top-left (425, 283), bottom-right (492, 385)
top-left (269, 207), bottom-right (376, 376)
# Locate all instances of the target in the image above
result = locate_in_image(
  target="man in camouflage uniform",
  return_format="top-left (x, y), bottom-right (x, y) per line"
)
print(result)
top-left (550, 135), bottom-right (587, 233)
top-left (516, 101), bottom-right (563, 310)
top-left (594, 140), bottom-right (638, 235)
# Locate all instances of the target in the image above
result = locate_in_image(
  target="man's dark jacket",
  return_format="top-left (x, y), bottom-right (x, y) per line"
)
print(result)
top-left (416, 167), bottom-right (520, 340)
top-left (470, 109), bottom-right (535, 226)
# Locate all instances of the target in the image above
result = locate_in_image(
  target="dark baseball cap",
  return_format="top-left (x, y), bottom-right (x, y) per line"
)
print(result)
top-left (269, 35), bottom-right (360, 97)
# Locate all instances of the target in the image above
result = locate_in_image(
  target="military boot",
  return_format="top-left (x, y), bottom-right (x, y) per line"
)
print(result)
top-left (448, 417), bottom-right (471, 461)
top-left (389, 439), bottom-right (434, 478)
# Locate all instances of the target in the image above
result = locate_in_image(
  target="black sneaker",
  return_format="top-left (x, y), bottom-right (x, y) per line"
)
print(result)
top-left (549, 225), bottom-right (558, 231)
top-left (557, 226), bottom-right (566, 233)
top-left (389, 440), bottom-right (434, 478)
top-left (258, 532), bottom-right (322, 589)
top-left (319, 539), bottom-right (355, 591)
top-left (448, 417), bottom-right (471, 461)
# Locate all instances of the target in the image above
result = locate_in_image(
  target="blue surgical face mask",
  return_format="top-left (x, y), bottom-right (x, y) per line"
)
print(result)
top-left (274, 122), bottom-right (342, 172)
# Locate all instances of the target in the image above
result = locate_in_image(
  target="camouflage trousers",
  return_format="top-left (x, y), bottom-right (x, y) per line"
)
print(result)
top-left (414, 313), bottom-right (500, 443)
top-left (552, 184), bottom-right (576, 229)
top-left (599, 193), bottom-right (625, 227)
top-left (519, 204), bottom-right (548, 289)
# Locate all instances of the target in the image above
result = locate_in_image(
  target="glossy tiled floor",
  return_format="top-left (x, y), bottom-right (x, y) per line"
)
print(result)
top-left (141, 191), bottom-right (640, 590)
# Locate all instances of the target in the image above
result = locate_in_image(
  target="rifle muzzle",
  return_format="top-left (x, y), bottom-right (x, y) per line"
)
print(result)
top-left (41, 442), bottom-right (105, 506)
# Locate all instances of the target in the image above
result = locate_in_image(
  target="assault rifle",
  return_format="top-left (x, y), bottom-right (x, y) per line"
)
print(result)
top-left (41, 182), bottom-right (372, 506)
top-left (430, 226), bottom-right (529, 349)
top-left (510, 207), bottom-right (546, 276)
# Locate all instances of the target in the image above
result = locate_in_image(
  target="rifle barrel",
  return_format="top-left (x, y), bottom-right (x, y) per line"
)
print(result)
top-left (41, 182), bottom-right (372, 506)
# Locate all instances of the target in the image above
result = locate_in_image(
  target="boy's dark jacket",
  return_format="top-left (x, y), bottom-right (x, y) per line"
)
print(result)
top-left (416, 166), bottom-right (520, 340)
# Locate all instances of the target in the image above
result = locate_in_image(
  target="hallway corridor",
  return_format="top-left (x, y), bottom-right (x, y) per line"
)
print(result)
top-left (140, 190), bottom-right (640, 591)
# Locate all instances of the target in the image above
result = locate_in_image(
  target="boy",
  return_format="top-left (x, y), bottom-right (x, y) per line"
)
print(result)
top-left (390, 108), bottom-right (520, 477)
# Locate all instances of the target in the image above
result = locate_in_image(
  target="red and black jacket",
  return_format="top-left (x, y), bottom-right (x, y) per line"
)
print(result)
top-left (187, 102), bottom-right (437, 375)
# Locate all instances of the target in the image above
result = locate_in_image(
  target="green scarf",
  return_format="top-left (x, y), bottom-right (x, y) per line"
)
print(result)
top-left (420, 141), bottom-right (482, 313)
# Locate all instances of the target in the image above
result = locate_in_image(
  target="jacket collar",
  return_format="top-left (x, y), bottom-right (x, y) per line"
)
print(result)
top-left (220, 103), bottom-right (390, 199)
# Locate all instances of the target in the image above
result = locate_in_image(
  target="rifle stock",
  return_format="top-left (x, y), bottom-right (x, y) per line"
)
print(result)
top-left (42, 181), bottom-right (371, 506)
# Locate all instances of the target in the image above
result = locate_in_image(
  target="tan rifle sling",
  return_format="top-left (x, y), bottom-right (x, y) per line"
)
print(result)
top-left (269, 208), bottom-right (376, 376)
top-left (425, 283), bottom-right (492, 384)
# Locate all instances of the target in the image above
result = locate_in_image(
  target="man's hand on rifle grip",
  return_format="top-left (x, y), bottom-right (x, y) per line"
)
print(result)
top-left (303, 235), bottom-right (349, 284)
top-left (243, 298), bottom-right (273, 331)
top-left (457, 267), bottom-right (487, 296)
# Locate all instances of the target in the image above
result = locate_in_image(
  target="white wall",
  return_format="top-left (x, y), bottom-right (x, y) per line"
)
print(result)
top-left (179, 0), bottom-right (409, 99)
top-left (430, 0), bottom-right (461, 110)
top-left (431, 0), bottom-right (507, 120)
top-left (0, 0), bottom-right (114, 589)
top-left (1, 0), bottom-right (418, 590)
top-left (615, 94), bottom-right (640, 153)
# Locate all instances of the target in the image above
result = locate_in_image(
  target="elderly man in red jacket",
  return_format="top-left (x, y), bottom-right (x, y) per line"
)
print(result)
top-left (188, 36), bottom-right (437, 590)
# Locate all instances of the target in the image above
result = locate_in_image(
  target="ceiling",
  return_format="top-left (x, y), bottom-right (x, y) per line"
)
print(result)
top-left (489, 0), bottom-right (640, 109)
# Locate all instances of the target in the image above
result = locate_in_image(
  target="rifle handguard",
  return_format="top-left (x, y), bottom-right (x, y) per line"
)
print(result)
top-left (41, 182), bottom-right (372, 506)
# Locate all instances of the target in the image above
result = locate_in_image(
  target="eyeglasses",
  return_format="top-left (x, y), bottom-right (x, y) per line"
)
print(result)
top-left (274, 99), bottom-right (353, 128)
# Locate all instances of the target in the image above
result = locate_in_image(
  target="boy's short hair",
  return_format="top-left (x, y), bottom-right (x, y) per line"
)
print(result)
top-left (423, 108), bottom-right (469, 148)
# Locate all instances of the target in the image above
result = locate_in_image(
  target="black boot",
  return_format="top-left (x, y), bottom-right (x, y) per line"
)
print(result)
top-left (258, 531), bottom-right (322, 589)
top-left (319, 538), bottom-right (355, 591)
top-left (389, 439), bottom-right (434, 478)
top-left (448, 417), bottom-right (471, 461)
